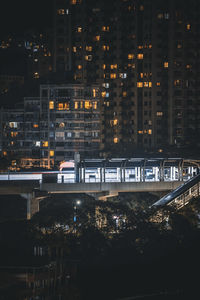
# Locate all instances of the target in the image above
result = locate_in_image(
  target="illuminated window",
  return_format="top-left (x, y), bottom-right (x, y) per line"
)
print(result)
top-left (174, 79), bottom-right (181, 86)
top-left (144, 82), bottom-right (149, 87)
top-left (137, 82), bottom-right (143, 88)
top-left (70, 0), bottom-right (77, 4)
top-left (149, 82), bottom-right (152, 88)
top-left (138, 45), bottom-right (143, 49)
top-left (93, 101), bottom-right (97, 109)
top-left (156, 112), bottom-right (163, 117)
top-left (57, 102), bottom-right (69, 110)
top-left (122, 91), bottom-right (127, 97)
top-left (86, 46), bottom-right (92, 51)
top-left (77, 65), bottom-right (82, 69)
top-left (128, 54), bottom-right (134, 60)
top-left (3, 151), bottom-right (7, 156)
top-left (85, 101), bottom-right (92, 109)
top-left (73, 46), bottom-right (77, 53)
top-left (149, 44), bottom-right (152, 49)
top-left (42, 141), bottom-right (48, 147)
top-left (102, 45), bottom-right (109, 51)
top-left (50, 151), bottom-right (54, 157)
top-left (148, 129), bottom-right (152, 135)
top-left (77, 27), bottom-right (82, 32)
top-left (102, 91), bottom-right (106, 97)
top-left (102, 83), bottom-right (109, 88)
top-left (113, 137), bottom-right (118, 144)
top-left (186, 64), bottom-right (191, 69)
top-left (33, 72), bottom-right (39, 79)
top-left (119, 73), bottom-right (127, 78)
top-left (57, 9), bottom-right (65, 15)
top-left (110, 64), bottom-right (117, 69)
top-left (186, 24), bottom-right (191, 30)
top-left (156, 82), bottom-right (161, 86)
top-left (74, 102), bottom-right (79, 109)
top-left (49, 101), bottom-right (54, 109)
top-left (110, 73), bottom-right (117, 79)
top-left (33, 124), bottom-right (39, 128)
top-left (164, 62), bottom-right (168, 68)
top-left (140, 73), bottom-right (144, 78)
top-left (102, 26), bottom-right (109, 32)
top-left (102, 64), bottom-right (106, 70)
top-left (177, 44), bottom-right (182, 49)
top-left (59, 122), bottom-right (65, 128)
top-left (11, 132), bottom-right (18, 137)
top-left (137, 54), bottom-right (143, 59)
top-left (9, 122), bottom-right (17, 128)
top-left (94, 35), bottom-right (100, 41)
top-left (140, 5), bottom-right (144, 11)
top-left (85, 55), bottom-right (92, 61)
top-left (138, 131), bottom-right (143, 134)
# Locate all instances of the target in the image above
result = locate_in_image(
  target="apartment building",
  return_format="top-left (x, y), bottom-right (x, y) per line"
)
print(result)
top-left (53, 0), bottom-right (200, 155)
top-left (0, 84), bottom-right (101, 168)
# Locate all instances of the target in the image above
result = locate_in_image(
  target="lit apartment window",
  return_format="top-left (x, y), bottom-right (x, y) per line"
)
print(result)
top-left (70, 0), bottom-right (77, 4)
top-left (148, 129), bottom-right (152, 135)
top-left (94, 35), bottom-right (100, 41)
top-left (57, 9), bottom-right (65, 15)
top-left (85, 55), bottom-right (92, 61)
top-left (50, 151), bottom-right (54, 157)
top-left (144, 82), bottom-right (149, 87)
top-left (164, 62), bottom-right (168, 68)
top-left (186, 64), bottom-right (191, 69)
top-left (119, 73), bottom-right (127, 78)
top-left (77, 65), bottom-right (82, 69)
top-left (156, 112), bottom-right (163, 117)
top-left (57, 102), bottom-right (69, 110)
top-left (42, 141), bottom-right (48, 147)
top-left (102, 45), bottom-right (109, 51)
top-left (174, 79), bottom-right (181, 86)
top-left (102, 91), bottom-right (106, 97)
top-left (9, 122), bottom-right (17, 128)
top-left (49, 101), bottom-right (54, 109)
top-left (110, 73), bottom-right (117, 79)
top-left (138, 45), bottom-right (143, 49)
top-left (140, 5), bottom-right (144, 11)
top-left (149, 44), bottom-right (152, 49)
top-left (137, 54), bottom-right (143, 59)
top-left (102, 26), bottom-right (109, 32)
top-left (11, 132), bottom-right (18, 137)
top-left (138, 131), bottom-right (143, 134)
top-left (137, 82), bottom-right (143, 88)
top-left (186, 24), bottom-right (191, 30)
top-left (75, 102), bottom-right (79, 109)
top-left (110, 64), bottom-right (117, 69)
top-left (59, 122), bottom-right (65, 128)
top-left (149, 82), bottom-right (152, 88)
top-left (113, 137), bottom-right (118, 144)
top-left (123, 91), bottom-right (127, 97)
top-left (85, 101), bottom-right (91, 109)
top-left (3, 151), bottom-right (7, 156)
top-left (86, 46), bottom-right (92, 51)
top-left (73, 46), bottom-right (77, 52)
top-left (33, 124), bottom-right (39, 128)
top-left (128, 54), bottom-right (134, 60)
top-left (77, 27), bottom-right (82, 32)
top-left (113, 119), bottom-right (118, 126)
top-left (140, 73), bottom-right (144, 78)
top-left (102, 83), bottom-right (109, 88)
top-left (156, 82), bottom-right (161, 86)
top-left (93, 101), bottom-right (97, 109)
top-left (102, 64), bottom-right (106, 70)
top-left (33, 72), bottom-right (39, 79)
top-left (177, 44), bottom-right (182, 49)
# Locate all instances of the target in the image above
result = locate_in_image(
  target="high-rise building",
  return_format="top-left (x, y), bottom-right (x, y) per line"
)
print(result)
top-left (53, 0), bottom-right (200, 156)
top-left (0, 84), bottom-right (101, 168)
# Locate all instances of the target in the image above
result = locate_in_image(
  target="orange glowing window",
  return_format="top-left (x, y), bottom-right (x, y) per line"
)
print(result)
top-left (164, 62), bottom-right (168, 68)
top-left (49, 101), bottom-right (54, 109)
top-left (137, 54), bottom-right (143, 59)
top-left (42, 141), bottom-right (48, 147)
top-left (50, 150), bottom-right (54, 157)
top-left (114, 137), bottom-right (119, 144)
top-left (128, 54), bottom-right (134, 60)
top-left (33, 124), bottom-right (39, 128)
top-left (137, 82), bottom-right (143, 88)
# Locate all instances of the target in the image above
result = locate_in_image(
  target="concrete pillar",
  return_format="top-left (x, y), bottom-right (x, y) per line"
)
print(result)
top-left (21, 191), bottom-right (40, 220)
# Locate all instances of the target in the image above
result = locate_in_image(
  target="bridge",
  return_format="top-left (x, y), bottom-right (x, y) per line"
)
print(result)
top-left (0, 158), bottom-right (199, 219)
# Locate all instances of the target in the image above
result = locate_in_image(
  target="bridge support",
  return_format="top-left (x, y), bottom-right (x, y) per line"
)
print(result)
top-left (21, 191), bottom-right (40, 220)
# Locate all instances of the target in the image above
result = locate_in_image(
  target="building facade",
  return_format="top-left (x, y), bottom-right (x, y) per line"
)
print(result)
top-left (53, 0), bottom-right (200, 155)
top-left (0, 84), bottom-right (101, 169)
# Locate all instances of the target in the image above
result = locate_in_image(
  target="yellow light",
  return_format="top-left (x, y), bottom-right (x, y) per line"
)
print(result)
top-left (164, 62), bottom-right (168, 68)
top-left (43, 141), bottom-right (48, 147)
top-left (114, 137), bottom-right (118, 144)
top-left (137, 54), bottom-right (143, 59)
top-left (49, 101), bottom-right (54, 109)
top-left (50, 150), bottom-right (54, 157)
